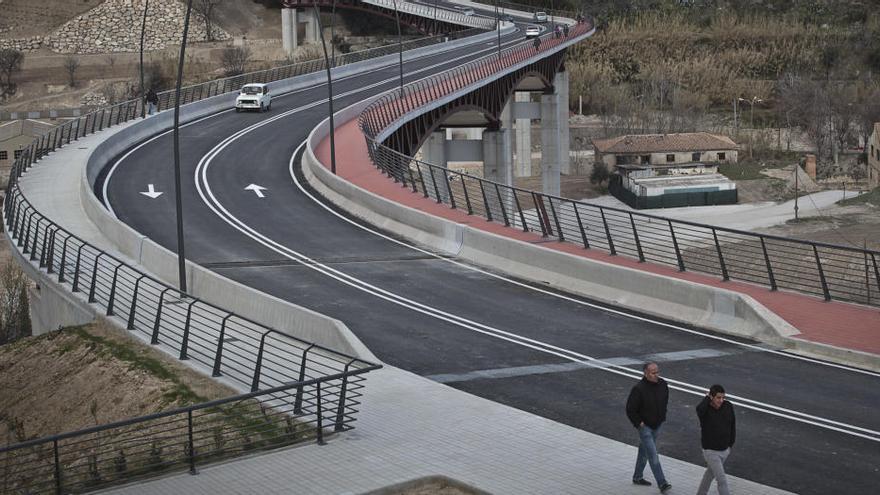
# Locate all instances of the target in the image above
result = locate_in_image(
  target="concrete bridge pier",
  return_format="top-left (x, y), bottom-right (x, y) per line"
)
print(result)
top-left (482, 128), bottom-right (513, 219)
top-left (282, 7), bottom-right (320, 56)
top-left (423, 131), bottom-right (450, 202)
top-left (540, 71), bottom-right (569, 197)
top-left (514, 91), bottom-right (532, 178)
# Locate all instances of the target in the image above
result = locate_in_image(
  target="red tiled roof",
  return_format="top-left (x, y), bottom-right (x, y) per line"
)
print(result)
top-left (593, 132), bottom-right (737, 154)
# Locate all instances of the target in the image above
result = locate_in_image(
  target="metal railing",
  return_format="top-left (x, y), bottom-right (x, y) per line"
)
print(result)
top-left (355, 14), bottom-right (880, 308)
top-left (367, 0), bottom-right (498, 29)
top-left (359, 18), bottom-right (593, 140)
top-left (0, 372), bottom-right (375, 494)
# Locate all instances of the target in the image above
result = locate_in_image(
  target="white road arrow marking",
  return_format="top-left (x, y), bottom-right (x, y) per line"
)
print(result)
top-left (244, 184), bottom-right (267, 198)
top-left (140, 184), bottom-right (163, 199)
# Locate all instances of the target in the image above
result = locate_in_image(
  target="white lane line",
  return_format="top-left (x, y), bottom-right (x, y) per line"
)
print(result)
top-left (194, 119), bottom-right (879, 442)
top-left (100, 33), bottom-right (524, 216)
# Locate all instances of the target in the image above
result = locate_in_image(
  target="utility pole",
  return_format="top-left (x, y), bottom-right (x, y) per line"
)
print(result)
top-left (139, 0), bottom-right (150, 118)
top-left (315, 3), bottom-right (337, 175)
top-left (171, 0), bottom-right (193, 294)
top-left (794, 163), bottom-right (799, 222)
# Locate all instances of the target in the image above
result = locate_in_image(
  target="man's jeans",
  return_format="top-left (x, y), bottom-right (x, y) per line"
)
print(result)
top-left (697, 448), bottom-right (731, 495)
top-left (633, 425), bottom-right (667, 486)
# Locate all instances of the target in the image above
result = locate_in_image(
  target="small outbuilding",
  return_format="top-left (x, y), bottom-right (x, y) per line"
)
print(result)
top-left (594, 133), bottom-right (739, 209)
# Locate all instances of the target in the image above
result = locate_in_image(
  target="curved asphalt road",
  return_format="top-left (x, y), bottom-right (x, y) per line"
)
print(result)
top-left (99, 26), bottom-right (879, 495)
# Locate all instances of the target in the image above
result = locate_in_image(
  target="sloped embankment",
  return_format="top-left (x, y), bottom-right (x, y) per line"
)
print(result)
top-left (0, 321), bottom-right (234, 445)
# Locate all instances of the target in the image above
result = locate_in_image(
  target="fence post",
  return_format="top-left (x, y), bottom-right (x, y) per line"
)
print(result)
top-left (106, 263), bottom-right (123, 315)
top-left (548, 198), bottom-right (564, 241)
top-left (573, 202), bottom-right (589, 248)
top-left (53, 439), bottom-right (62, 495)
top-left (429, 166), bottom-right (441, 202)
top-left (813, 245), bottom-right (831, 301)
top-left (334, 360), bottom-right (355, 432)
top-left (494, 183), bottom-right (509, 226)
top-left (250, 332), bottom-right (271, 392)
top-left (712, 229), bottom-right (729, 281)
top-left (58, 236), bottom-right (70, 283)
top-left (45, 228), bottom-right (58, 272)
top-left (760, 237), bottom-right (777, 291)
top-left (416, 163), bottom-right (429, 198)
top-left (187, 410), bottom-right (198, 474)
top-left (459, 175), bottom-right (473, 214)
top-left (479, 181), bottom-right (493, 221)
top-left (871, 253), bottom-right (880, 305)
top-left (668, 220), bottom-right (684, 271)
top-left (71, 244), bottom-right (85, 292)
top-left (151, 288), bottom-right (172, 344)
top-left (88, 252), bottom-right (106, 303)
top-left (127, 274), bottom-right (147, 330)
top-left (315, 381), bottom-right (326, 445)
top-left (294, 344), bottom-right (316, 414)
top-left (443, 172), bottom-right (456, 209)
top-left (212, 314), bottom-right (233, 377)
top-left (600, 207), bottom-right (615, 255)
top-left (629, 213), bottom-right (645, 262)
top-left (180, 298), bottom-right (198, 360)
top-left (512, 192), bottom-right (528, 232)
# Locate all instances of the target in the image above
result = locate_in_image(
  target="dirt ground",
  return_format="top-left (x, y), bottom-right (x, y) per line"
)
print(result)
top-left (0, 317), bottom-right (235, 443)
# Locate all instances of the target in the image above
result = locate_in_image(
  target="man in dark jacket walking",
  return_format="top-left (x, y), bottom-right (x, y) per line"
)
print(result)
top-left (626, 362), bottom-right (671, 493)
top-left (696, 384), bottom-right (736, 495)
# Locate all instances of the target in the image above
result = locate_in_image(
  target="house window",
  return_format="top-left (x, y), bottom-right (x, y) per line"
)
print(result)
top-left (14, 149), bottom-right (23, 159)
top-left (640, 155), bottom-right (650, 164)
top-left (666, 154), bottom-right (675, 163)
top-left (0, 151), bottom-right (7, 160)
top-left (691, 152), bottom-right (700, 162)
top-left (718, 152), bottom-right (726, 161)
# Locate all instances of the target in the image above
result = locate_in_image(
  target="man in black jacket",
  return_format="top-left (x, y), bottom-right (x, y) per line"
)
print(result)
top-left (626, 362), bottom-right (671, 493)
top-left (696, 384), bottom-right (735, 495)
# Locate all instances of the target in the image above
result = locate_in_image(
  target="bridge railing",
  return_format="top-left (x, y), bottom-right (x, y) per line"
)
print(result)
top-left (359, 17), bottom-right (594, 140)
top-left (366, 0), bottom-right (498, 30)
top-left (0, 371), bottom-right (374, 494)
top-left (355, 15), bottom-right (880, 308)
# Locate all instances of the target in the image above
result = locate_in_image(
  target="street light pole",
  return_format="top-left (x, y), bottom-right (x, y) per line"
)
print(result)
top-left (494, 0), bottom-right (501, 57)
top-left (392, 0), bottom-right (404, 98)
top-left (139, 0), bottom-right (150, 118)
top-left (314, 3), bottom-right (337, 175)
top-left (171, 0), bottom-right (193, 294)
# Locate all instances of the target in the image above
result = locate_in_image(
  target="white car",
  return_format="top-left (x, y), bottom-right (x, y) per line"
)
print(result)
top-left (235, 83), bottom-right (271, 113)
top-left (455, 6), bottom-right (475, 16)
top-left (533, 11), bottom-right (548, 23)
top-left (525, 25), bottom-right (541, 38)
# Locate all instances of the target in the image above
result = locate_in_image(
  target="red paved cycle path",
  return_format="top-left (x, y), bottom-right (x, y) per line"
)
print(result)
top-left (314, 119), bottom-right (880, 357)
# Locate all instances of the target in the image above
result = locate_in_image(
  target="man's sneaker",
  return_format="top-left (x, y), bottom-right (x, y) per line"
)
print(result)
top-left (659, 482), bottom-right (672, 493)
top-left (632, 478), bottom-right (652, 486)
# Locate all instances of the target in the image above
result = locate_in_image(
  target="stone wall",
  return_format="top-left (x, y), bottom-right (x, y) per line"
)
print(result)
top-left (0, 0), bottom-right (230, 54)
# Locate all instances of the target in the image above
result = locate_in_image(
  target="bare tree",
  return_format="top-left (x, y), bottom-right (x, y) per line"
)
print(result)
top-left (64, 55), bottom-right (81, 87)
top-left (194, 0), bottom-right (224, 42)
top-left (0, 48), bottom-right (24, 100)
top-left (0, 259), bottom-right (31, 345)
top-left (219, 46), bottom-right (251, 77)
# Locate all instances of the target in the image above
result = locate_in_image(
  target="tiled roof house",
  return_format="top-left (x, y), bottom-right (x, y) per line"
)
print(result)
top-left (593, 132), bottom-right (738, 168)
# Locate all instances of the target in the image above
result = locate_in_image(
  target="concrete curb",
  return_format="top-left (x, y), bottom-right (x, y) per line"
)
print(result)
top-left (303, 100), bottom-right (880, 372)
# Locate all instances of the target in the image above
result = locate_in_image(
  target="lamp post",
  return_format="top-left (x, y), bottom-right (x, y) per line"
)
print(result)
top-left (739, 96), bottom-right (762, 160)
top-left (738, 96), bottom-right (762, 129)
top-left (392, 0), bottom-right (404, 98)
top-left (314, 3), bottom-right (337, 175)
top-left (494, 0), bottom-right (501, 57)
top-left (171, 0), bottom-right (193, 294)
top-left (139, 0), bottom-right (150, 118)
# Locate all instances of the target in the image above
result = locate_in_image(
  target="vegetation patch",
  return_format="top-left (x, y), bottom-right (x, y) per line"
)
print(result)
top-left (838, 187), bottom-right (880, 207)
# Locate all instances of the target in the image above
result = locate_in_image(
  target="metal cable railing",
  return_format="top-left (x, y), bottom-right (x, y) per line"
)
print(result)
top-left (355, 14), bottom-right (880, 308)
top-left (0, 372), bottom-right (372, 494)
top-left (366, 0), bottom-right (498, 29)
top-left (2, 179), bottom-right (381, 491)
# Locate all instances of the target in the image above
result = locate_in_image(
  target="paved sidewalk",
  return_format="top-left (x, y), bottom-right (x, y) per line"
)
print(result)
top-left (106, 366), bottom-right (793, 495)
